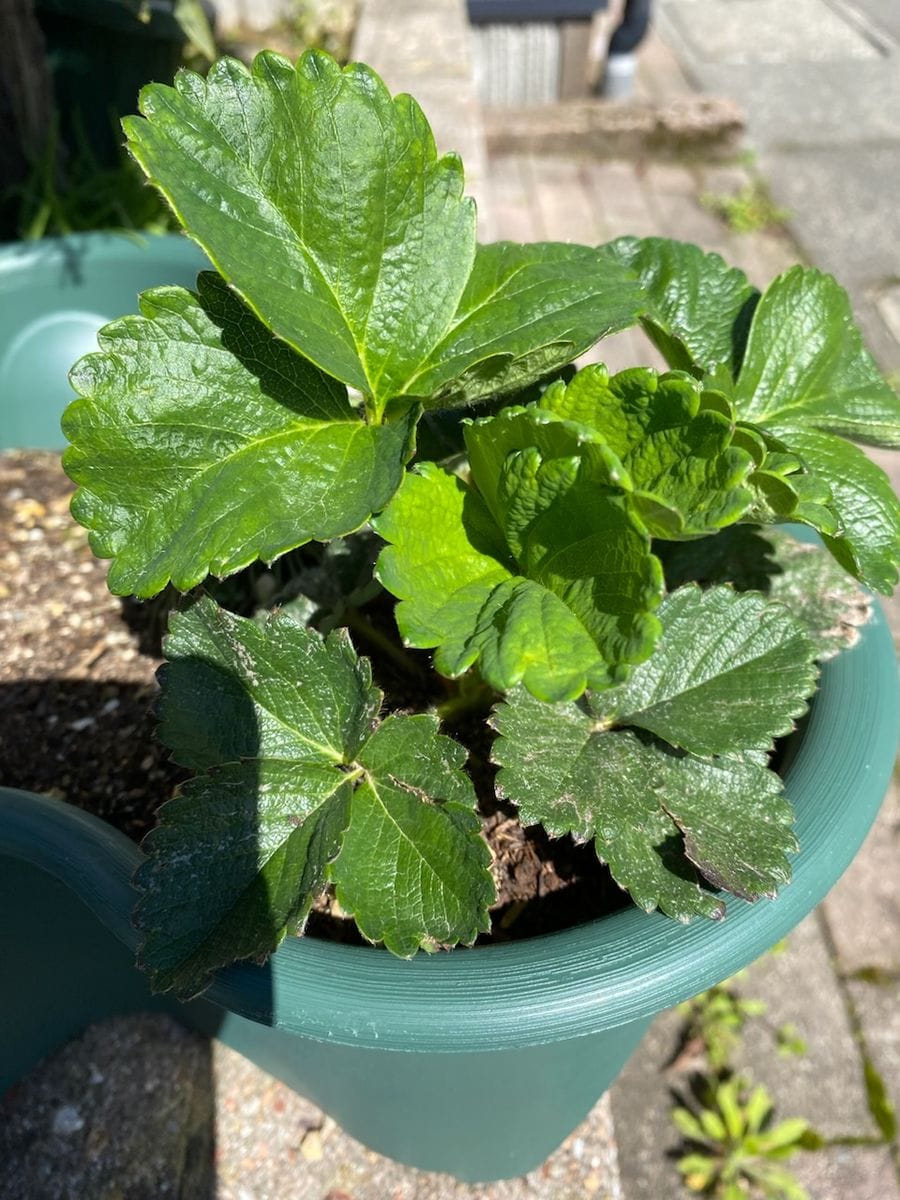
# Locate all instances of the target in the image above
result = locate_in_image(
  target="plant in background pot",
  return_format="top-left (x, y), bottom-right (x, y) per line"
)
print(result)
top-left (2, 48), bottom-right (898, 1183)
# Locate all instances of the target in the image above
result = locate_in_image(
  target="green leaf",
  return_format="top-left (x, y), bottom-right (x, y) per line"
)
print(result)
top-left (492, 690), bottom-right (726, 919)
top-left (606, 236), bottom-right (758, 378)
top-left (63, 273), bottom-right (416, 598)
top-left (745, 1085), bottom-right (774, 1135)
top-left (716, 1077), bottom-right (747, 1140)
top-left (374, 462), bottom-right (624, 701)
top-left (734, 267), bottom-right (900, 448)
top-left (595, 587), bottom-right (818, 756)
top-left (537, 365), bottom-right (755, 537)
top-left (659, 527), bottom-right (872, 661)
top-left (742, 447), bottom-right (840, 538)
top-left (407, 242), bottom-right (645, 408)
top-left (125, 52), bottom-right (642, 415)
top-left (376, 404), bottom-right (665, 701)
top-left (493, 586), bottom-right (812, 915)
top-left (776, 426), bottom-right (900, 594)
top-left (138, 596), bottom-right (493, 995)
top-left (762, 531), bottom-right (872, 660)
top-left (331, 713), bottom-right (494, 956)
top-left (672, 1107), bottom-right (708, 1142)
top-left (753, 1118), bottom-right (811, 1154)
top-left (173, 0), bottom-right (216, 61)
top-left (125, 51), bottom-right (476, 412)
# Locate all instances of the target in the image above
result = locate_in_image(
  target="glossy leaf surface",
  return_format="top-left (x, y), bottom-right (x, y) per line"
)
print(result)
top-left (735, 267), bottom-right (900, 448)
top-left (538, 365), bottom-right (755, 537)
top-left (126, 52), bottom-right (643, 413)
top-left (63, 274), bottom-right (415, 598)
top-left (606, 236), bottom-right (758, 377)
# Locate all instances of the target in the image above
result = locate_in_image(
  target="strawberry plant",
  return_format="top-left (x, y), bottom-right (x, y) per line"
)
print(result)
top-left (62, 50), bottom-right (900, 997)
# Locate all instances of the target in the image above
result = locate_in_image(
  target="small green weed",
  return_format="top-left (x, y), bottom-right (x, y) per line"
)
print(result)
top-left (701, 181), bottom-right (790, 235)
top-left (675, 1075), bottom-right (812, 1199)
top-left (678, 981), bottom-right (767, 1072)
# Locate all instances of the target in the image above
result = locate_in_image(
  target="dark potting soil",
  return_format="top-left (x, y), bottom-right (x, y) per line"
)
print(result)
top-left (0, 450), bottom-right (627, 944)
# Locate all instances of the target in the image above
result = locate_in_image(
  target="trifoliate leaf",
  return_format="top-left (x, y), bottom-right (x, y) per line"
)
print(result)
top-left (734, 267), bottom-right (900, 448)
top-left (63, 273), bottom-right (415, 598)
top-left (606, 236), bottom-right (758, 379)
top-left (774, 426), bottom-right (900, 595)
top-left (375, 404), bottom-right (664, 701)
top-left (592, 586), bottom-right (817, 756)
top-left (374, 462), bottom-right (626, 701)
top-left (138, 596), bottom-right (493, 996)
top-left (493, 684), bottom-right (797, 917)
top-left (536, 365), bottom-right (755, 537)
top-left (407, 241), bottom-right (645, 408)
top-left (125, 52), bottom-right (642, 414)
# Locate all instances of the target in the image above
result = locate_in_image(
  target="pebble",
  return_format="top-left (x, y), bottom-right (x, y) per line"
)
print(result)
top-left (68, 716), bottom-right (97, 732)
top-left (52, 1105), bottom-right (85, 1136)
top-left (299, 1128), bottom-right (324, 1161)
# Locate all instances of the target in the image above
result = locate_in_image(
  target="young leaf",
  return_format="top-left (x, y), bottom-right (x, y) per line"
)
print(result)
top-left (138, 596), bottom-right (494, 996)
top-left (593, 586), bottom-right (818, 756)
top-left (63, 273), bottom-right (416, 598)
top-left (734, 267), bottom-right (900, 448)
top-left (605, 236), bottom-right (759, 378)
top-left (375, 403), bottom-right (665, 702)
top-left (536, 365), bottom-right (755, 537)
top-left (125, 51), bottom-right (643, 415)
top-left (374, 462), bottom-right (625, 701)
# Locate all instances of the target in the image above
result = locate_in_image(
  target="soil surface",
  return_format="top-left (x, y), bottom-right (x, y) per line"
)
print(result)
top-left (0, 450), bottom-right (626, 944)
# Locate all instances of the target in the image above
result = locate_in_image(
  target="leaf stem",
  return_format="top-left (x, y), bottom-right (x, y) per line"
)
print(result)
top-left (343, 606), bottom-right (424, 679)
top-left (435, 672), bottom-right (497, 723)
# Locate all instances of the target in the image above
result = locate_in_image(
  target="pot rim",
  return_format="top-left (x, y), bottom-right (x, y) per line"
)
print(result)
top-left (0, 231), bottom-right (203, 286)
top-left (2, 603), bottom-right (896, 1052)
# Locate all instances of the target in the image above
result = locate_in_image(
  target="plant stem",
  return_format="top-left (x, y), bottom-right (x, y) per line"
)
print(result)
top-left (343, 606), bottom-right (424, 679)
top-left (435, 673), bottom-right (496, 722)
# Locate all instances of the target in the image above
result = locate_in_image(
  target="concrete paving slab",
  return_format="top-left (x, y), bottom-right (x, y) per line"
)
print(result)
top-left (733, 914), bottom-right (879, 1139)
top-left (847, 0), bottom-right (900, 44)
top-left (664, 0), bottom-right (880, 64)
top-left (790, 1145), bottom-right (899, 1199)
top-left (666, 58), bottom-right (900, 150)
top-left (822, 773), bottom-right (900, 975)
top-left (757, 145), bottom-right (900, 290)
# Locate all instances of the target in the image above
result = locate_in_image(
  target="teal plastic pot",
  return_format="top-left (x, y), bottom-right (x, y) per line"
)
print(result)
top-left (0, 232), bottom-right (208, 451)
top-left (1, 607), bottom-right (896, 1181)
